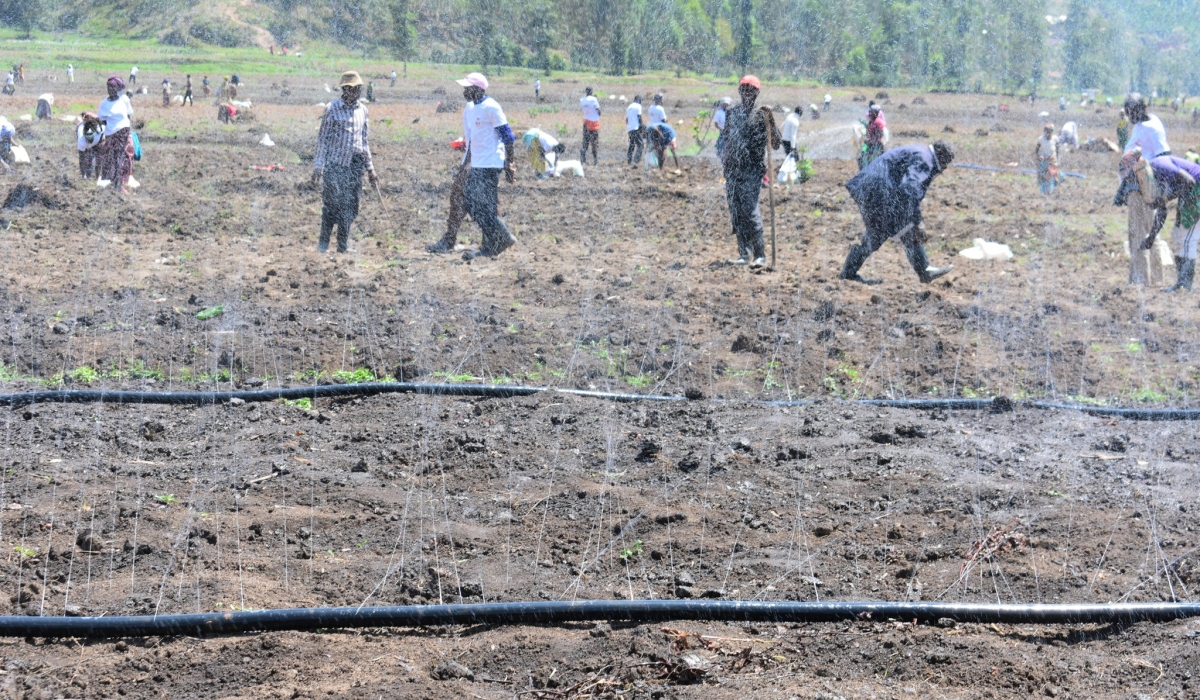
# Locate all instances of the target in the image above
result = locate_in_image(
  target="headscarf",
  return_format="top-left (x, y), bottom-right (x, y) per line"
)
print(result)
top-left (107, 76), bottom-right (125, 91)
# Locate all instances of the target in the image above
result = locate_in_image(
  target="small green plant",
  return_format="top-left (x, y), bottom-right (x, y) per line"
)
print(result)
top-left (332, 368), bottom-right (375, 384)
top-left (196, 305), bottom-right (225, 320)
top-left (13, 545), bottom-right (36, 559)
top-left (282, 397), bottom-right (313, 410)
top-left (619, 540), bottom-right (644, 561)
top-left (626, 373), bottom-right (655, 388)
top-left (155, 493), bottom-right (179, 506)
top-left (69, 366), bottom-right (100, 384)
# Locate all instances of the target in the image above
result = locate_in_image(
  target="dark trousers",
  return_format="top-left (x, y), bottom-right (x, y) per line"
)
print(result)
top-left (79, 149), bottom-right (98, 178)
top-left (464, 168), bottom-right (513, 252)
top-left (183, 89), bottom-right (193, 105)
top-left (320, 154), bottom-right (366, 251)
top-left (725, 172), bottom-right (765, 259)
top-left (581, 127), bottom-right (599, 164)
top-left (781, 140), bottom-right (793, 157)
top-left (627, 129), bottom-right (644, 164)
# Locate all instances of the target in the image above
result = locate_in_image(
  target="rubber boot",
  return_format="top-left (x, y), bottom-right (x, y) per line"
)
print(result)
top-left (906, 243), bottom-right (952, 284)
top-left (839, 244), bottom-right (881, 284)
top-left (1164, 256), bottom-right (1195, 292)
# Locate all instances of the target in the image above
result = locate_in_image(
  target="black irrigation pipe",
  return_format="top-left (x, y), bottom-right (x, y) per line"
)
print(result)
top-left (3, 601), bottom-right (1199, 638)
top-left (0, 383), bottom-right (1196, 420)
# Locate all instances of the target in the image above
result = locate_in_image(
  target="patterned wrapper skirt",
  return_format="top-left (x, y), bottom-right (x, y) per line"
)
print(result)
top-left (99, 127), bottom-right (133, 186)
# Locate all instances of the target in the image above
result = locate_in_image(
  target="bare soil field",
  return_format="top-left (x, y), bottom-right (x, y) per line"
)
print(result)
top-left (0, 72), bottom-right (1197, 698)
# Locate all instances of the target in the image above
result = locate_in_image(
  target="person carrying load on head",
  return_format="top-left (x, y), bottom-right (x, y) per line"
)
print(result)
top-left (311, 71), bottom-right (379, 254)
top-left (76, 111), bottom-right (103, 178)
top-left (838, 141), bottom-right (956, 285)
top-left (1035, 123), bottom-right (1060, 195)
top-left (720, 75), bottom-right (781, 268)
top-left (524, 127), bottom-right (565, 179)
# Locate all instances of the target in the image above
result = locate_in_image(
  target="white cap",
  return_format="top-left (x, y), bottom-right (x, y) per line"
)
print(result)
top-left (456, 72), bottom-right (488, 90)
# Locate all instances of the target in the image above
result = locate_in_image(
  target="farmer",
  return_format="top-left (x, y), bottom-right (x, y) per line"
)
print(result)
top-left (76, 111), bottom-right (103, 178)
top-left (97, 76), bottom-right (135, 193)
top-left (720, 75), bottom-right (781, 268)
top-left (35, 93), bottom-right (53, 120)
top-left (524, 127), bottom-right (564, 179)
top-left (425, 140), bottom-right (471, 254)
top-left (67, 64), bottom-right (74, 83)
top-left (713, 97), bottom-right (731, 157)
top-left (129, 66), bottom-right (138, 85)
top-left (858, 103), bottom-right (886, 171)
top-left (1123, 93), bottom-right (1170, 158)
top-left (217, 102), bottom-right (239, 124)
top-left (647, 94), bottom-right (679, 169)
top-left (580, 86), bottom-right (601, 166)
top-left (625, 95), bottom-right (644, 165)
top-left (1035, 123), bottom-right (1060, 195)
top-left (1117, 109), bottom-right (1130, 150)
top-left (311, 71), bottom-right (378, 254)
top-left (390, 70), bottom-right (397, 87)
top-left (3, 71), bottom-right (14, 96)
top-left (534, 79), bottom-right (540, 100)
top-left (161, 77), bottom-right (171, 107)
top-left (456, 72), bottom-right (517, 261)
top-left (1116, 94), bottom-right (1172, 285)
top-left (823, 94), bottom-right (831, 112)
top-left (1138, 154), bottom-right (1200, 292)
top-left (1057, 121), bottom-right (1079, 151)
top-left (183, 75), bottom-right (193, 106)
top-left (366, 81), bottom-right (376, 103)
top-left (202, 75), bottom-right (211, 97)
top-left (1058, 96), bottom-right (1066, 111)
top-left (0, 116), bottom-right (14, 174)
top-left (838, 141), bottom-right (956, 285)
top-left (780, 105), bottom-right (802, 158)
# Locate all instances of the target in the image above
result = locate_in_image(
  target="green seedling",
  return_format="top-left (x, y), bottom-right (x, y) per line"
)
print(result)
top-left (619, 540), bottom-right (644, 561)
top-left (13, 545), bottom-right (36, 559)
top-left (282, 398), bottom-right (313, 410)
top-left (155, 493), bottom-right (179, 506)
top-left (196, 305), bottom-right (225, 320)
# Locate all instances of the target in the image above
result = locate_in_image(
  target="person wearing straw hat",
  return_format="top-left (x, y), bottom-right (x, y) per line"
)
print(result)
top-left (455, 71), bottom-right (517, 261)
top-left (720, 75), bottom-right (780, 268)
top-left (311, 70), bottom-right (378, 254)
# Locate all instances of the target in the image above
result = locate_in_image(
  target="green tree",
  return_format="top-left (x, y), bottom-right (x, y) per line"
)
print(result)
top-left (389, 0), bottom-right (416, 73)
top-left (734, 0), bottom-right (754, 75)
top-left (527, 3), bottom-right (555, 75)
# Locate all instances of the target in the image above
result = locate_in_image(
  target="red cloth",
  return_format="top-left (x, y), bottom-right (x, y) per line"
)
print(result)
top-left (866, 113), bottom-right (887, 144)
top-left (584, 119), bottom-right (600, 132)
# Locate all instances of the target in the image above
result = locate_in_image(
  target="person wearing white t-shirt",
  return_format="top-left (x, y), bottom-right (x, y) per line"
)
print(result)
top-left (97, 76), bottom-right (135, 192)
top-left (457, 72), bottom-right (517, 261)
top-left (625, 95), bottom-right (644, 165)
top-left (780, 105), bottom-right (802, 157)
top-left (713, 97), bottom-right (731, 157)
top-left (580, 86), bottom-right (602, 166)
top-left (1123, 93), bottom-right (1170, 159)
top-left (823, 94), bottom-right (831, 112)
top-left (129, 66), bottom-right (138, 85)
top-left (76, 111), bottom-right (103, 178)
top-left (67, 64), bottom-right (74, 84)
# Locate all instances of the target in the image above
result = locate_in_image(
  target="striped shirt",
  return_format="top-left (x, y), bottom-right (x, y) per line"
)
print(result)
top-left (314, 98), bottom-right (374, 172)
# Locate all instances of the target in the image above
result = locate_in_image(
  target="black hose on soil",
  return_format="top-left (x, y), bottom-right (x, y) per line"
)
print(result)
top-left (2, 601), bottom-right (1198, 638)
top-left (0, 384), bottom-right (1195, 420)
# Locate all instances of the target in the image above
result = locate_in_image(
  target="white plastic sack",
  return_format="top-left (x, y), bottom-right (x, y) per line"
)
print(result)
top-left (18, 114), bottom-right (31, 121)
top-left (231, 100), bottom-right (252, 109)
top-left (553, 159), bottom-right (584, 177)
top-left (259, 133), bottom-right (275, 146)
top-left (11, 145), bottom-right (30, 164)
top-left (777, 153), bottom-right (797, 184)
top-left (172, 94), bottom-right (184, 104)
top-left (959, 238), bottom-right (1014, 261)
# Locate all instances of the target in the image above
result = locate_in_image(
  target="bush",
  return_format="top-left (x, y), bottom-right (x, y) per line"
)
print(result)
top-left (188, 17), bottom-right (253, 48)
top-left (160, 29), bottom-right (190, 46)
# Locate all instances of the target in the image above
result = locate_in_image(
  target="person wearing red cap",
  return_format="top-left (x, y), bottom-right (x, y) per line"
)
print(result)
top-left (720, 75), bottom-right (780, 267)
top-left (454, 72), bottom-right (517, 261)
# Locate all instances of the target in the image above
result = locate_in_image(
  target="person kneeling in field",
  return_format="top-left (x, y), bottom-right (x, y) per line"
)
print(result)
top-left (523, 128), bottom-right (564, 179)
top-left (1124, 150), bottom-right (1200, 292)
top-left (218, 102), bottom-right (239, 124)
top-left (839, 141), bottom-right (956, 285)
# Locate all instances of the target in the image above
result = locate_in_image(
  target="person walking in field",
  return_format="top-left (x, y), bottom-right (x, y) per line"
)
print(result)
top-left (202, 75), bottom-right (211, 97)
top-left (713, 97), bottom-right (731, 158)
top-left (456, 72), bottom-right (517, 261)
top-left (580, 86), bottom-right (601, 166)
top-left (311, 71), bottom-right (379, 254)
top-left (720, 75), bottom-right (780, 268)
top-left (97, 76), bottom-right (136, 193)
top-left (625, 95), bottom-right (645, 165)
top-left (780, 105), bottom-right (802, 158)
top-left (838, 141), bottom-right (956, 284)
top-left (1035, 123), bottom-right (1060, 195)
top-left (161, 77), bottom-right (172, 107)
top-left (390, 70), bottom-right (397, 87)
top-left (858, 103), bottom-right (886, 171)
top-left (1134, 153), bottom-right (1200, 293)
top-left (183, 75), bottom-right (193, 106)
top-left (823, 93), bottom-right (831, 112)
top-left (67, 64), bottom-right (74, 84)
top-left (534, 79), bottom-right (540, 100)
top-left (129, 66), bottom-right (138, 85)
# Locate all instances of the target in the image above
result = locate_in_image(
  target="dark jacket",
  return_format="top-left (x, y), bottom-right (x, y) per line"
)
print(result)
top-left (722, 103), bottom-right (777, 178)
top-left (846, 144), bottom-right (940, 234)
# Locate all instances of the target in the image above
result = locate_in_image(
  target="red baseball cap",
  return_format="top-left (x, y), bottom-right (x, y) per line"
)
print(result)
top-left (739, 75), bottom-right (761, 90)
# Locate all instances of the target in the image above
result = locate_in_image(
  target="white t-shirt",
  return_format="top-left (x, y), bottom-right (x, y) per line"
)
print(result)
top-left (536, 130), bottom-right (558, 151)
top-left (713, 107), bottom-right (726, 130)
top-left (781, 112), bottom-right (801, 142)
top-left (462, 96), bottom-right (509, 169)
top-left (823, 94), bottom-right (831, 104)
top-left (625, 103), bottom-right (642, 132)
top-left (581, 95), bottom-right (601, 121)
top-left (648, 104), bottom-right (667, 127)
top-left (77, 122), bottom-right (102, 151)
top-left (1036, 135), bottom-right (1057, 160)
top-left (1125, 114), bottom-right (1170, 157)
top-left (0, 117), bottom-right (14, 140)
top-left (98, 94), bottom-right (134, 136)
top-left (1058, 121), bottom-right (1078, 147)
top-left (130, 66), bottom-right (139, 76)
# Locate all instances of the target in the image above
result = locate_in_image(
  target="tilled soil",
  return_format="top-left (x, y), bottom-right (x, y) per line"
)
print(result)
top-left (0, 75), bottom-right (1198, 698)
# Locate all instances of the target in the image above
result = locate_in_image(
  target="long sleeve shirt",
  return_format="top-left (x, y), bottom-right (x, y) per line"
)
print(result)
top-left (1124, 114), bottom-right (1170, 158)
top-left (845, 144), bottom-right (940, 234)
top-left (314, 98), bottom-right (374, 173)
top-left (721, 103), bottom-right (779, 178)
